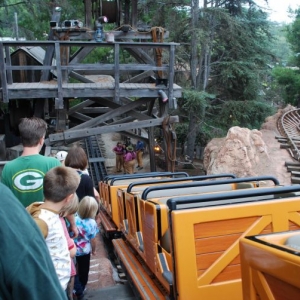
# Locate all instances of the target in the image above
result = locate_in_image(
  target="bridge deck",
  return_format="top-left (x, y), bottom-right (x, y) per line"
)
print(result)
top-left (1, 82), bottom-right (182, 100)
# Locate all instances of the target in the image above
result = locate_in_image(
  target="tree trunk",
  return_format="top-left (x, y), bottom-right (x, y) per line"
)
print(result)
top-left (190, 0), bottom-right (200, 88)
top-left (85, 0), bottom-right (93, 28)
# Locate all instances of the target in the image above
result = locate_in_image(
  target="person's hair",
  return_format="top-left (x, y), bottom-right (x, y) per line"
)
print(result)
top-left (64, 146), bottom-right (88, 170)
top-left (78, 196), bottom-right (99, 219)
top-left (44, 166), bottom-right (80, 203)
top-left (59, 193), bottom-right (79, 217)
top-left (117, 142), bottom-right (122, 146)
top-left (18, 117), bottom-right (47, 147)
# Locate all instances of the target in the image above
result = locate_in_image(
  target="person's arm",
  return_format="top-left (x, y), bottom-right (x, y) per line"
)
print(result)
top-left (61, 217), bottom-right (77, 258)
top-left (91, 237), bottom-right (96, 255)
top-left (69, 243), bottom-right (76, 258)
top-left (93, 188), bottom-right (100, 203)
top-left (66, 214), bottom-right (78, 238)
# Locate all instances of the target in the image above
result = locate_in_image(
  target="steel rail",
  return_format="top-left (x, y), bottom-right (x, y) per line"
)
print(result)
top-left (279, 108), bottom-right (300, 161)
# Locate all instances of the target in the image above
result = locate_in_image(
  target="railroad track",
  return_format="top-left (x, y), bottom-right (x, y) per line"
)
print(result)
top-left (277, 108), bottom-right (300, 183)
top-left (81, 135), bottom-right (108, 188)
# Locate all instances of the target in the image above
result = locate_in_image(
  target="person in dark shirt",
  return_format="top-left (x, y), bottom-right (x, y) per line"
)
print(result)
top-left (0, 182), bottom-right (67, 300)
top-left (135, 140), bottom-right (145, 170)
top-left (64, 146), bottom-right (95, 202)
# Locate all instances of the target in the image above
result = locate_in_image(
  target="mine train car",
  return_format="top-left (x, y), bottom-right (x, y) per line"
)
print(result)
top-left (98, 172), bottom-right (240, 237)
top-left (97, 173), bottom-right (300, 299)
top-left (240, 230), bottom-right (300, 300)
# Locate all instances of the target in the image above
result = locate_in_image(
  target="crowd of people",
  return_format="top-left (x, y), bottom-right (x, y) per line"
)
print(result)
top-left (0, 117), bottom-right (100, 300)
top-left (112, 139), bottom-right (145, 174)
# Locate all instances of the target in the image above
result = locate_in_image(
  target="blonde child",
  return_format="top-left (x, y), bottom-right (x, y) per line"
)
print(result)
top-left (74, 196), bottom-right (99, 299)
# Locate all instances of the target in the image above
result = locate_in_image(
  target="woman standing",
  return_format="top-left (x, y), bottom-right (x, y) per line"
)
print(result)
top-left (64, 146), bottom-right (95, 201)
top-left (112, 142), bottom-right (125, 173)
top-left (123, 145), bottom-right (136, 174)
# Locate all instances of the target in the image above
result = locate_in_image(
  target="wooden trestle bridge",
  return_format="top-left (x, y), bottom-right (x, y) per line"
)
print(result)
top-left (0, 35), bottom-right (182, 172)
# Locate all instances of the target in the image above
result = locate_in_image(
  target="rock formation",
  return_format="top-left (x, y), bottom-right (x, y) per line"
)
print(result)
top-left (203, 106), bottom-right (296, 186)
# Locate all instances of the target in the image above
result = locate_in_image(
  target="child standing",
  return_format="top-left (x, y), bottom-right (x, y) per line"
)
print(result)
top-left (27, 166), bottom-right (80, 293)
top-left (74, 196), bottom-right (99, 299)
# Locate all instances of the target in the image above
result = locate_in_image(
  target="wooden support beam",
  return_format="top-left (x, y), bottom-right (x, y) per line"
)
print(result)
top-left (148, 127), bottom-right (156, 172)
top-left (119, 130), bottom-right (148, 144)
top-left (68, 99), bottom-right (95, 114)
top-left (71, 112), bottom-right (92, 122)
top-left (287, 166), bottom-right (300, 172)
top-left (69, 46), bottom-right (95, 64)
top-left (280, 144), bottom-right (290, 149)
top-left (54, 42), bottom-right (64, 109)
top-left (114, 43), bottom-right (120, 103)
top-left (48, 116), bottom-right (179, 144)
top-left (70, 97), bottom-right (152, 130)
top-left (0, 44), bottom-right (9, 103)
top-left (122, 70), bottom-right (154, 83)
top-left (81, 107), bottom-right (111, 114)
top-left (285, 162), bottom-right (300, 167)
top-left (291, 177), bottom-right (300, 184)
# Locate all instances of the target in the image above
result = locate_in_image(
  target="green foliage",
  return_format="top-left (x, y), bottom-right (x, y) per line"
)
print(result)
top-left (269, 24), bottom-right (292, 66)
top-left (272, 67), bottom-right (300, 105)
top-left (209, 100), bottom-right (275, 129)
top-left (180, 89), bottom-right (214, 116)
top-left (0, 0), bottom-right (85, 40)
top-left (286, 10), bottom-right (300, 67)
top-left (175, 122), bottom-right (213, 146)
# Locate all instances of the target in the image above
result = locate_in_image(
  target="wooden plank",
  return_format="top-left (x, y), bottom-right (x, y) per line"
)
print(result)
top-left (114, 43), bottom-right (120, 103)
top-left (194, 217), bottom-right (259, 239)
top-left (69, 97), bottom-right (154, 130)
top-left (99, 210), bottom-right (117, 232)
top-left (197, 252), bottom-right (240, 270)
top-left (0, 43), bottom-right (9, 103)
top-left (48, 116), bottom-right (179, 143)
top-left (123, 70), bottom-right (154, 83)
top-left (291, 177), bottom-right (300, 184)
top-left (285, 162), bottom-right (300, 167)
top-left (195, 233), bottom-right (241, 254)
top-left (5, 46), bottom-right (12, 84)
top-left (280, 144), bottom-right (290, 149)
top-left (168, 44), bottom-right (175, 109)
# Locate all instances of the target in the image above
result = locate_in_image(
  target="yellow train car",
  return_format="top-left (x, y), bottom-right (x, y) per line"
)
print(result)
top-left (240, 230), bottom-right (300, 300)
top-left (98, 172), bottom-right (189, 236)
top-left (113, 184), bottom-right (300, 300)
top-left (120, 176), bottom-right (277, 295)
top-left (123, 176), bottom-right (262, 251)
top-left (116, 174), bottom-right (238, 237)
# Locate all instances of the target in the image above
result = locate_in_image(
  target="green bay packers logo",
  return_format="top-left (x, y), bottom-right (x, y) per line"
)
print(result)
top-left (13, 170), bottom-right (44, 192)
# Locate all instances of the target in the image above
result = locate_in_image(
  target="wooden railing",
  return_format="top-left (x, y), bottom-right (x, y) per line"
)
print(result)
top-left (0, 40), bottom-right (180, 108)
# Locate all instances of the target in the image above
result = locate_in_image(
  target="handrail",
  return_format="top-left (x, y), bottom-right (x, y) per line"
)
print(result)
top-left (103, 171), bottom-right (172, 183)
top-left (109, 172), bottom-right (189, 185)
top-left (167, 184), bottom-right (300, 211)
top-left (127, 173), bottom-right (236, 193)
top-left (141, 175), bottom-right (280, 200)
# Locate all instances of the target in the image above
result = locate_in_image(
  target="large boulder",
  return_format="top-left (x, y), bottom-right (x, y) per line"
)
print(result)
top-left (203, 106), bottom-right (296, 186)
